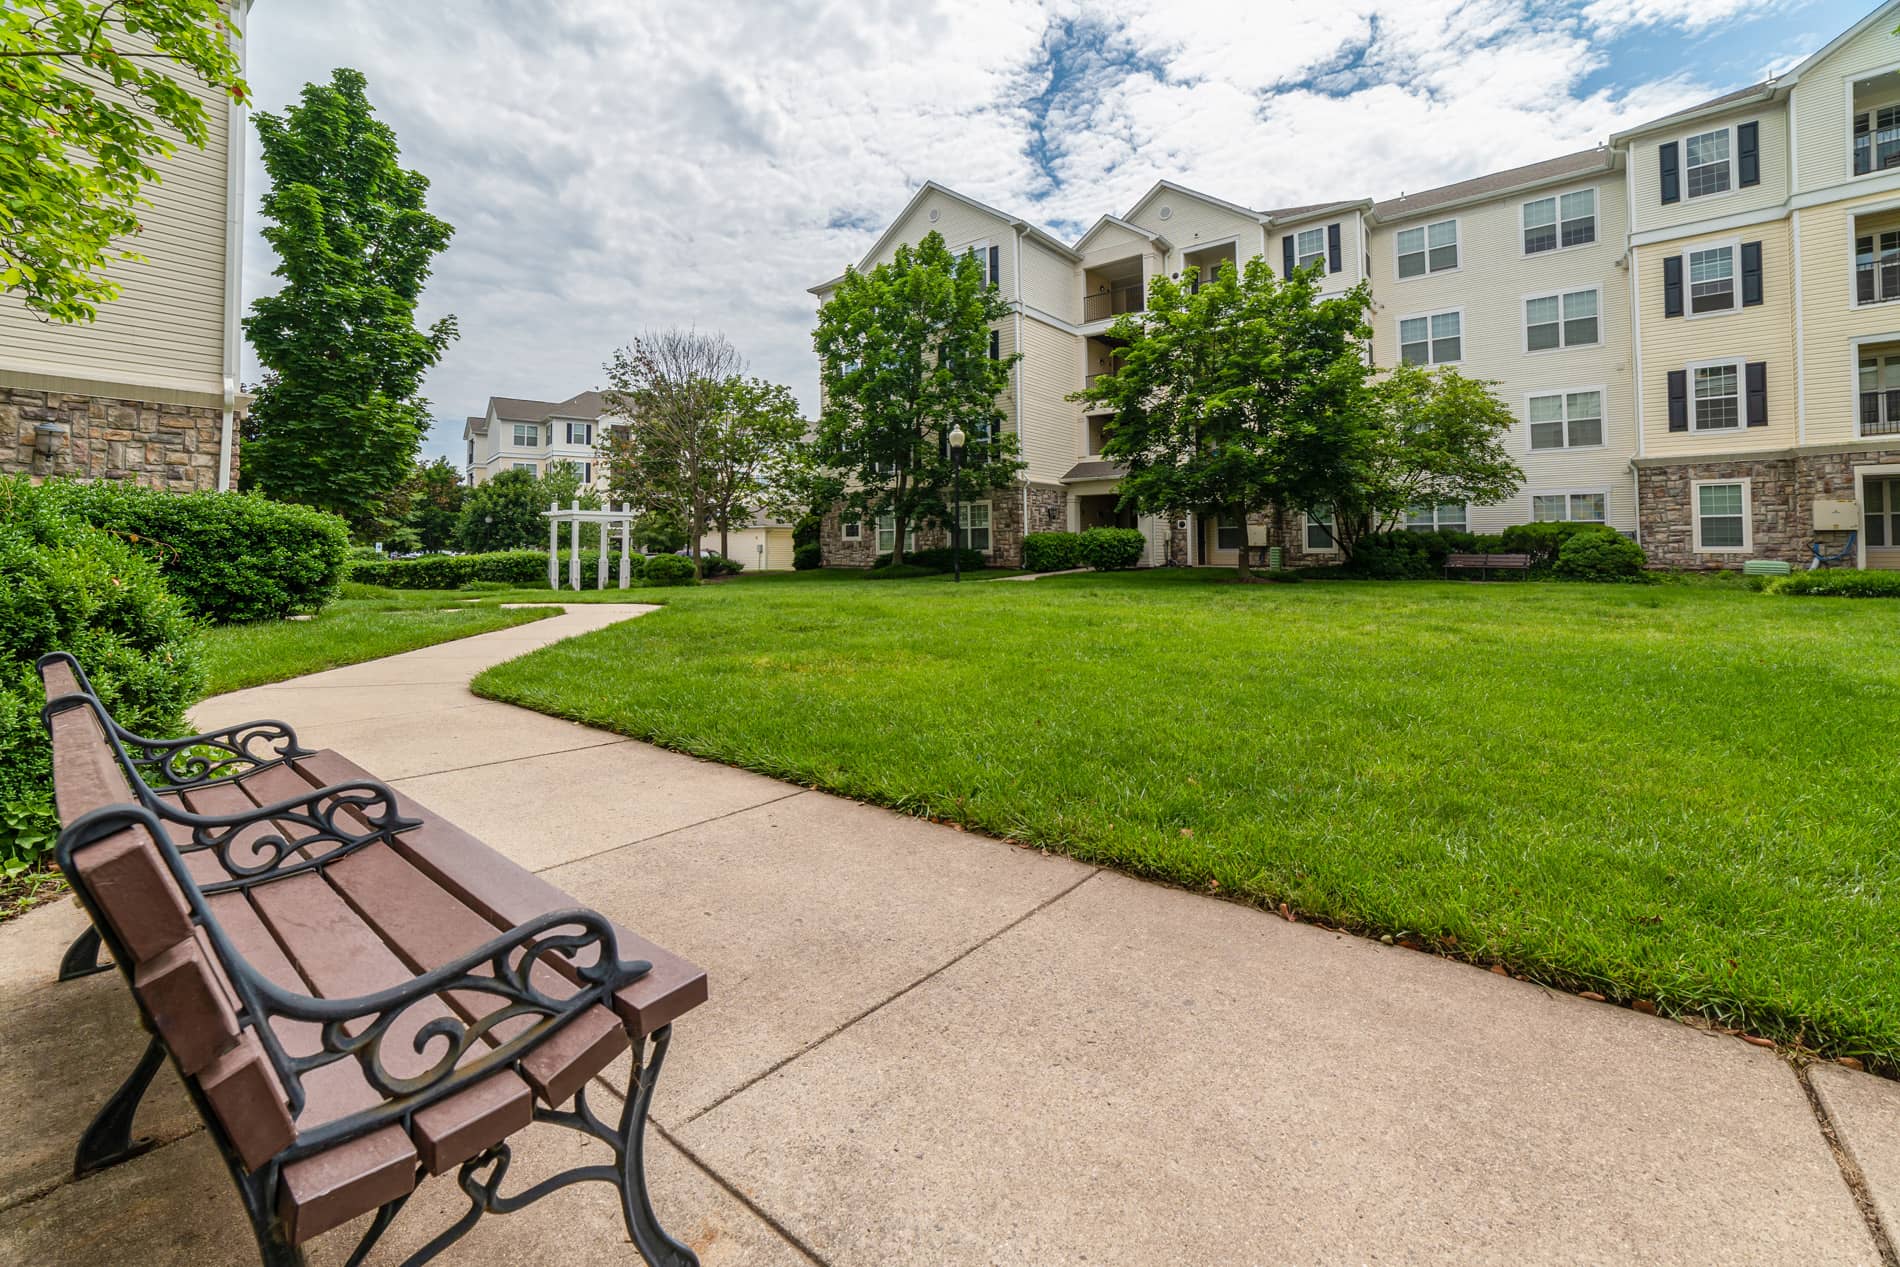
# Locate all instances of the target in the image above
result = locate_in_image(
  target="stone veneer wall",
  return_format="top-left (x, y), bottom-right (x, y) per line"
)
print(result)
top-left (2, 387), bottom-right (235, 491)
top-left (1636, 448), bottom-right (1900, 569)
top-left (819, 481), bottom-right (1069, 568)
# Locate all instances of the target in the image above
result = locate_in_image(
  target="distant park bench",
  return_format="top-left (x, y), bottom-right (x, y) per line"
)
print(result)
top-left (38, 651), bottom-right (706, 1266)
top-left (1443, 552), bottom-right (1533, 580)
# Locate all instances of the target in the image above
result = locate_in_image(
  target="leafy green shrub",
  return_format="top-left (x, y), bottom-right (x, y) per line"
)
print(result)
top-left (349, 550), bottom-right (547, 590)
top-left (864, 563), bottom-right (936, 580)
top-left (872, 547), bottom-right (986, 573)
top-left (1769, 569), bottom-right (1900, 597)
top-left (1023, 532), bottom-right (1082, 572)
top-left (1076, 527), bottom-right (1145, 571)
top-left (699, 551), bottom-right (745, 578)
top-left (1499, 521), bottom-right (1600, 569)
top-left (1345, 528), bottom-right (1478, 579)
top-left (1554, 527), bottom-right (1648, 581)
top-left (641, 554), bottom-right (697, 585)
top-left (1471, 534), bottom-right (1508, 554)
top-left (43, 480), bottom-right (350, 622)
top-left (793, 542), bottom-right (822, 571)
top-left (338, 580), bottom-right (395, 601)
top-left (0, 478), bottom-right (204, 872)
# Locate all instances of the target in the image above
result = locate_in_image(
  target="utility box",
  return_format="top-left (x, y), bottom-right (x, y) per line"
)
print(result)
top-left (1813, 498), bottom-right (1859, 531)
top-left (1246, 523), bottom-right (1269, 547)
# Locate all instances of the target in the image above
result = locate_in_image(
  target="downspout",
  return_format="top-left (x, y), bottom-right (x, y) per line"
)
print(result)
top-left (1015, 227), bottom-right (1027, 545)
top-left (217, 0), bottom-right (254, 492)
top-left (1623, 147), bottom-right (1643, 541)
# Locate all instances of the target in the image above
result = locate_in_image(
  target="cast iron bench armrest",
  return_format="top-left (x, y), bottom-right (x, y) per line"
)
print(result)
top-left (140, 774), bottom-right (424, 891)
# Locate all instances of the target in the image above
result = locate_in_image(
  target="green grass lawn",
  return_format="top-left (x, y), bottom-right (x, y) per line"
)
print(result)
top-left (471, 568), bottom-right (1900, 1068)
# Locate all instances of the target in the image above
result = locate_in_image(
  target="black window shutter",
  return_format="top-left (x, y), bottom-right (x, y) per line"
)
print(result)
top-left (1741, 241), bottom-right (1763, 306)
top-left (1667, 370), bottom-right (1689, 431)
top-left (1745, 362), bottom-right (1768, 427)
top-left (1327, 222), bottom-right (1342, 273)
top-left (988, 244), bottom-right (1000, 286)
top-left (1662, 255), bottom-right (1684, 318)
top-left (1282, 236), bottom-right (1296, 278)
top-left (989, 329), bottom-right (1000, 360)
top-left (1660, 141), bottom-right (1680, 204)
top-left (1737, 121), bottom-right (1760, 187)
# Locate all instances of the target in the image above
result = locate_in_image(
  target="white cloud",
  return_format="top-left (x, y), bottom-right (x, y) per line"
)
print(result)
top-left (237, 0), bottom-right (1823, 464)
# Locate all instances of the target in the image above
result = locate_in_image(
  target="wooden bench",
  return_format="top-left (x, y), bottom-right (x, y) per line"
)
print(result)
top-left (36, 652), bottom-right (707, 1266)
top-left (1443, 552), bottom-right (1533, 580)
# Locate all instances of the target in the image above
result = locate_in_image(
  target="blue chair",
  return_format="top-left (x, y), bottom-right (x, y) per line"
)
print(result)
top-left (1810, 531), bottom-right (1858, 569)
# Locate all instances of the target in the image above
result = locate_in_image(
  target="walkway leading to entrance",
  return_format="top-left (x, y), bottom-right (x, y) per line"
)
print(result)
top-left (3, 602), bottom-right (1898, 1264)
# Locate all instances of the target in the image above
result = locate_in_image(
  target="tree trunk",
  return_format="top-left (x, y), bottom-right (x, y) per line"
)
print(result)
top-left (689, 502), bottom-right (704, 580)
top-left (719, 523), bottom-right (729, 560)
top-left (890, 511), bottom-right (906, 567)
top-left (1234, 505), bottom-right (1252, 580)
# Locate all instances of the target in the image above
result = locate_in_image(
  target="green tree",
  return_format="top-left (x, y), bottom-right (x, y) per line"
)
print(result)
top-left (455, 468), bottom-right (543, 552)
top-left (242, 68), bottom-right (456, 532)
top-left (811, 231), bottom-right (1022, 566)
top-left (401, 457), bottom-right (465, 553)
top-left (705, 376), bottom-right (808, 559)
top-left (538, 459), bottom-right (602, 547)
top-left (1330, 365), bottom-right (1523, 557)
top-left (1075, 258), bottom-right (1372, 577)
top-left (631, 509), bottom-right (687, 555)
top-left (2, 1), bottom-right (244, 323)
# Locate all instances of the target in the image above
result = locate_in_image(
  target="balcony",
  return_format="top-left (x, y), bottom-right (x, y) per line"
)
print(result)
top-left (1083, 336), bottom-right (1125, 393)
top-left (1861, 344), bottom-right (1900, 436)
top-left (1085, 412), bottom-right (1115, 456)
top-left (1852, 73), bottom-right (1900, 176)
top-left (1082, 256), bottom-right (1144, 323)
top-left (1856, 212), bottom-right (1900, 304)
top-left (1182, 241), bottom-right (1238, 292)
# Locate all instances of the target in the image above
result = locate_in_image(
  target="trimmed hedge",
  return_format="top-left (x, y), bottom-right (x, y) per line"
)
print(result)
top-left (793, 542), bottom-right (821, 571)
top-left (1345, 529), bottom-right (1479, 579)
top-left (873, 546), bottom-right (987, 573)
top-left (698, 551), bottom-right (745, 578)
top-left (1077, 527), bottom-right (1145, 571)
top-left (42, 480), bottom-right (350, 623)
top-left (1498, 521), bottom-right (1603, 570)
top-left (349, 550), bottom-right (547, 590)
top-left (642, 554), bottom-right (697, 586)
top-left (1554, 527), bottom-right (1648, 581)
top-left (1, 478), bottom-right (203, 871)
top-left (1770, 569), bottom-right (1900, 597)
top-left (864, 563), bottom-right (936, 580)
top-left (1023, 532), bottom-right (1082, 572)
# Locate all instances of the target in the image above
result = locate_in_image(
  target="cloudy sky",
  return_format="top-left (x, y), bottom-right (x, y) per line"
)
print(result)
top-left (240, 0), bottom-right (1873, 466)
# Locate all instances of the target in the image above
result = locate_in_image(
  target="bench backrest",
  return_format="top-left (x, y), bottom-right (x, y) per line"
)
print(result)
top-left (1445, 552), bottom-right (1532, 567)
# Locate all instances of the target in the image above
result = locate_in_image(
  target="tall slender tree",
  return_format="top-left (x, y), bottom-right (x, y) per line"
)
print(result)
top-left (811, 231), bottom-right (1021, 566)
top-left (242, 68), bottom-right (455, 532)
top-left (704, 376), bottom-right (808, 560)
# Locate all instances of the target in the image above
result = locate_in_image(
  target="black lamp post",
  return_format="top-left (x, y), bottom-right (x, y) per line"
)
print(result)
top-left (948, 424), bottom-right (966, 583)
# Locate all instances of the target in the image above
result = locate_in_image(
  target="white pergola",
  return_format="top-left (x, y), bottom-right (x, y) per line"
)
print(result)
top-left (542, 500), bottom-right (640, 590)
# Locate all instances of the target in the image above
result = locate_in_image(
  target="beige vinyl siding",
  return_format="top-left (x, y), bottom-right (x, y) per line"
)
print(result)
top-left (1017, 314), bottom-right (1083, 485)
top-left (1369, 172), bottom-right (1637, 531)
top-left (1794, 189), bottom-right (1900, 444)
top-left (1123, 190), bottom-right (1265, 272)
top-left (1627, 106), bottom-right (1788, 237)
top-left (1271, 214), bottom-right (1363, 294)
top-left (1791, 14), bottom-right (1900, 195)
top-left (0, 38), bottom-right (233, 400)
top-left (861, 193), bottom-right (1017, 297)
top-left (1075, 224), bottom-right (1160, 326)
top-left (1020, 234), bottom-right (1081, 323)
top-left (1633, 219), bottom-right (1797, 458)
top-left (702, 527), bottom-right (794, 571)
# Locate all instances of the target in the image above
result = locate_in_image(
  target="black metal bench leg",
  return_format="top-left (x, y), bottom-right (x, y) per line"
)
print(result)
top-left (617, 1025), bottom-right (699, 1267)
top-left (75, 1034), bottom-right (165, 1176)
top-left (58, 924), bottom-right (112, 981)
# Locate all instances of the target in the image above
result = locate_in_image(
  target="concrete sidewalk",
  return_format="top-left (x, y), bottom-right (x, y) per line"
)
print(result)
top-left (5, 603), bottom-right (1899, 1265)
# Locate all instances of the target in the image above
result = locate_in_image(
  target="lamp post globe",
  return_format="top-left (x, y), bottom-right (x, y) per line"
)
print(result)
top-left (948, 426), bottom-right (967, 583)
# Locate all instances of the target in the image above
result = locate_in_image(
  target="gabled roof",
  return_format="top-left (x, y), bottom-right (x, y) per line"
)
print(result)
top-left (811, 179), bottom-right (1081, 294)
top-left (1783, 0), bottom-right (1900, 87)
top-left (462, 414), bottom-right (488, 439)
top-left (1124, 179), bottom-right (1271, 225)
top-left (1370, 148), bottom-right (1615, 223)
top-left (1265, 199), bottom-right (1372, 227)
top-left (488, 389), bottom-right (605, 423)
top-left (1607, 81), bottom-right (1781, 144)
top-left (1073, 214), bottom-right (1172, 254)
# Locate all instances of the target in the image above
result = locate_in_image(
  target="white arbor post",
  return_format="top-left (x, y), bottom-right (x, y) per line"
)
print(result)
top-left (618, 505), bottom-right (632, 589)
top-left (568, 499), bottom-right (581, 591)
top-left (596, 513), bottom-right (609, 591)
top-left (547, 501), bottom-right (559, 589)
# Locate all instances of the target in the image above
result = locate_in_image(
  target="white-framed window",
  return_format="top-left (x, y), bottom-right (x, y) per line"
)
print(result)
top-left (1690, 359), bottom-right (1743, 431)
top-left (959, 501), bottom-right (992, 553)
top-left (1855, 227), bottom-right (1900, 305)
top-left (1215, 517), bottom-right (1244, 551)
top-left (1405, 502), bottom-right (1467, 532)
top-left (1295, 226), bottom-right (1327, 271)
top-left (1692, 478), bottom-right (1750, 551)
top-left (960, 239), bottom-right (998, 287)
top-left (1686, 242), bottom-right (1738, 315)
top-left (1396, 219), bottom-right (1458, 278)
top-left (1304, 505), bottom-right (1337, 552)
top-left (1527, 389), bottom-right (1604, 451)
top-left (1685, 127), bottom-right (1732, 198)
top-left (1531, 490), bottom-right (1608, 523)
top-left (511, 423), bottom-right (539, 446)
top-left (1522, 188), bottom-right (1597, 254)
top-left (1399, 310), bottom-right (1462, 366)
top-left (1865, 475), bottom-right (1900, 547)
top-left (1525, 287), bottom-right (1600, 351)
top-left (875, 514), bottom-right (917, 554)
top-left (510, 461), bottom-right (537, 474)
top-left (1858, 353), bottom-right (1900, 437)
top-left (1854, 102), bottom-right (1900, 176)
top-left (841, 519), bottom-right (862, 541)
top-left (565, 421), bottom-right (593, 445)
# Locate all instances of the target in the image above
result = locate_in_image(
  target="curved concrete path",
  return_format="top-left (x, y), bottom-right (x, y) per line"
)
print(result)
top-left (4, 602), bottom-right (1900, 1265)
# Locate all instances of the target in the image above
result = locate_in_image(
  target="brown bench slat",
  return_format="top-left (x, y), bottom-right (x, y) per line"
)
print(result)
top-left (41, 658), bottom-right (82, 702)
top-left (294, 750), bottom-right (709, 1037)
top-left (279, 1125), bottom-right (417, 1247)
top-left (48, 705), bottom-right (139, 838)
top-left (199, 1031), bottom-right (297, 1171)
top-left (133, 928), bottom-right (241, 1075)
top-left (65, 824), bottom-right (195, 965)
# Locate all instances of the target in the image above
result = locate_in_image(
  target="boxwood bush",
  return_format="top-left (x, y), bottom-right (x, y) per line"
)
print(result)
top-left (793, 542), bottom-right (821, 571)
top-left (642, 554), bottom-right (697, 586)
top-left (1077, 527), bottom-right (1145, 571)
top-left (1769, 569), bottom-right (1900, 597)
top-left (1498, 521), bottom-right (1602, 570)
top-left (1023, 531), bottom-right (1082, 572)
top-left (43, 480), bottom-right (350, 623)
top-left (698, 551), bottom-right (745, 578)
top-left (1554, 527), bottom-right (1649, 581)
top-left (0, 478), bottom-right (203, 872)
top-left (350, 550), bottom-right (547, 589)
top-left (1346, 529), bottom-right (1478, 579)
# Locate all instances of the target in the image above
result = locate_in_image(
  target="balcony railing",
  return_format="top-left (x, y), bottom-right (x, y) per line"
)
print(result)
top-left (1855, 127), bottom-right (1900, 176)
top-left (1083, 367), bottom-right (1125, 390)
top-left (1861, 389), bottom-right (1900, 436)
top-left (1083, 284), bottom-right (1143, 323)
top-left (1859, 255), bottom-right (1900, 304)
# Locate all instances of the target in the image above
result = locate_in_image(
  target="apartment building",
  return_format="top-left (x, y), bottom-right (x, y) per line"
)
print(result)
top-left (463, 390), bottom-right (608, 486)
top-left (0, 1), bottom-right (255, 492)
top-left (811, 1), bottom-right (1900, 572)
